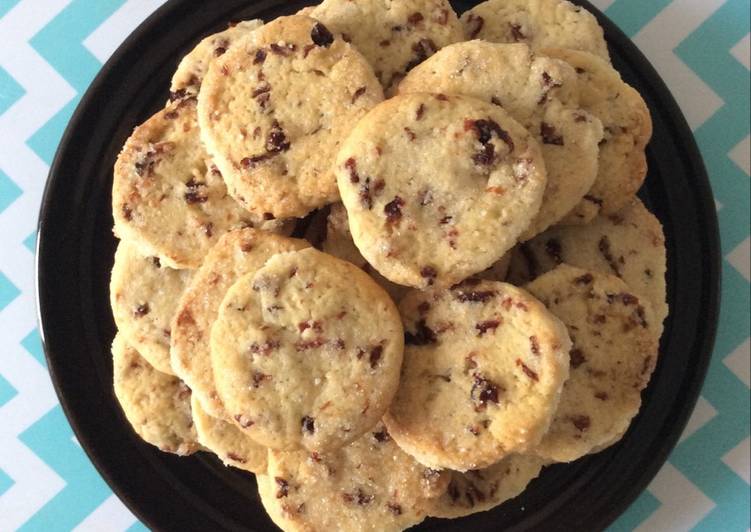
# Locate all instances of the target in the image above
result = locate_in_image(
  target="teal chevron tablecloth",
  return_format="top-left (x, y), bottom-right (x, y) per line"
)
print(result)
top-left (0, 1), bottom-right (748, 530)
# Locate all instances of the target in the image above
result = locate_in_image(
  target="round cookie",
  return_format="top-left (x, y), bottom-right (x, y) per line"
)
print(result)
top-left (427, 455), bottom-right (545, 518)
top-left (543, 48), bottom-right (652, 223)
top-left (324, 203), bottom-right (409, 302)
top-left (190, 394), bottom-right (267, 474)
top-left (112, 333), bottom-right (198, 455)
top-left (112, 96), bottom-right (285, 270)
top-left (197, 15), bottom-right (384, 218)
top-left (384, 281), bottom-right (571, 471)
top-left (461, 0), bottom-right (609, 61)
top-left (507, 199), bottom-right (667, 332)
top-left (335, 93), bottom-right (547, 289)
top-left (210, 247), bottom-right (404, 452)
top-left (398, 41), bottom-right (603, 239)
top-left (171, 228), bottom-right (309, 419)
top-left (311, 0), bottom-right (464, 91)
top-left (110, 240), bottom-right (193, 375)
top-left (525, 264), bottom-right (659, 462)
top-left (170, 19), bottom-right (264, 99)
top-left (257, 422), bottom-right (449, 532)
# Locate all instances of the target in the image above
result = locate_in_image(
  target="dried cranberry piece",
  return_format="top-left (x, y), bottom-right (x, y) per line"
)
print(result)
top-left (384, 196), bottom-right (405, 224)
top-left (516, 359), bottom-right (539, 381)
top-left (570, 348), bottom-right (586, 369)
top-left (407, 12), bottom-right (424, 25)
top-left (134, 303), bottom-right (150, 317)
top-left (351, 86), bottom-right (367, 103)
top-left (301, 416), bottom-right (315, 435)
top-left (387, 503), bottom-right (402, 515)
top-left (184, 178), bottom-right (208, 204)
top-left (540, 122), bottom-right (564, 145)
top-left (570, 415), bottom-right (591, 431)
top-left (405, 38), bottom-right (437, 71)
top-left (405, 319), bottom-right (437, 345)
top-left (373, 429), bottom-right (391, 442)
top-left (475, 320), bottom-right (500, 336)
top-left (471, 374), bottom-right (501, 410)
top-left (509, 22), bottom-right (525, 41)
top-left (466, 14), bottom-right (484, 38)
top-left (574, 273), bottom-right (594, 285)
top-left (311, 22), bottom-right (334, 47)
top-left (369, 345), bottom-right (384, 368)
top-left (455, 290), bottom-right (497, 303)
top-left (598, 236), bottom-right (621, 276)
top-left (530, 335), bottom-right (540, 355)
top-left (266, 120), bottom-right (291, 153)
top-left (253, 49), bottom-right (267, 64)
top-left (420, 266), bottom-right (437, 285)
top-left (275, 477), bottom-right (289, 498)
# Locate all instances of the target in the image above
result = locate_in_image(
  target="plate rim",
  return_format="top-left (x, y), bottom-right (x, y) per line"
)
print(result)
top-left (34, 1), bottom-right (722, 530)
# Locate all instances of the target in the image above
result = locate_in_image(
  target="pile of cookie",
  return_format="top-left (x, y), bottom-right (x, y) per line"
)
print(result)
top-left (109, 0), bottom-right (666, 529)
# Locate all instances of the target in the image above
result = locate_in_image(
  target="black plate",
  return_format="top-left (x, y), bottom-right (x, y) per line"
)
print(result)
top-left (36, 1), bottom-right (720, 531)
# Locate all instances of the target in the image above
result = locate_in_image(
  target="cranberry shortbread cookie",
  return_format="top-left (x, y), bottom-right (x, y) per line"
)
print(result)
top-left (211, 248), bottom-right (404, 452)
top-left (508, 199), bottom-right (667, 332)
top-left (384, 281), bottom-right (570, 471)
top-left (461, 0), bottom-right (609, 61)
top-left (110, 240), bottom-right (193, 375)
top-left (112, 97), bottom-right (285, 269)
top-left (335, 93), bottom-right (547, 289)
top-left (171, 228), bottom-right (309, 419)
top-left (191, 395), bottom-right (267, 474)
top-left (170, 19), bottom-right (264, 98)
top-left (398, 41), bottom-right (603, 239)
top-left (197, 15), bottom-right (383, 218)
top-left (427, 455), bottom-right (545, 518)
top-left (526, 265), bottom-right (659, 462)
top-left (257, 422), bottom-right (449, 532)
top-left (311, 0), bottom-right (464, 91)
top-left (112, 333), bottom-right (198, 456)
top-left (544, 48), bottom-right (652, 223)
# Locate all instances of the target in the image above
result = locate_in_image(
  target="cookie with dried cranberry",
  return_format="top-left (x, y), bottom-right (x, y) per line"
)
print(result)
top-left (112, 97), bottom-right (287, 270)
top-left (171, 229), bottom-right (309, 419)
top-left (170, 19), bottom-right (264, 98)
top-left (310, 0), bottom-right (464, 92)
top-left (427, 455), bottom-right (545, 518)
top-left (384, 281), bottom-right (570, 471)
top-left (461, 0), bottom-right (609, 61)
top-left (112, 333), bottom-right (198, 456)
top-left (525, 264), bottom-right (659, 462)
top-left (210, 248), bottom-right (404, 452)
top-left (257, 422), bottom-right (449, 532)
top-left (191, 394), bottom-right (267, 474)
top-left (335, 93), bottom-right (547, 289)
top-left (507, 199), bottom-right (667, 332)
top-left (110, 240), bottom-right (193, 375)
top-left (398, 41), bottom-right (603, 239)
top-left (543, 48), bottom-right (652, 223)
top-left (324, 203), bottom-right (410, 302)
top-left (197, 15), bottom-right (383, 218)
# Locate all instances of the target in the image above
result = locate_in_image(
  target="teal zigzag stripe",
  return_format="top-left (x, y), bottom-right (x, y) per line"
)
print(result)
top-left (26, 0), bottom-right (125, 164)
top-left (18, 406), bottom-right (112, 531)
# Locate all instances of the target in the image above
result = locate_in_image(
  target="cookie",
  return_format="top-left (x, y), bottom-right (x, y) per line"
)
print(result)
top-left (543, 48), bottom-right (652, 223)
top-left (335, 93), bottom-right (547, 289)
top-left (324, 203), bottom-right (409, 302)
top-left (525, 264), bottom-right (659, 462)
top-left (427, 455), bottom-right (545, 518)
top-left (507, 199), bottom-right (667, 332)
top-left (197, 15), bottom-right (384, 218)
top-left (190, 394), bottom-right (267, 473)
top-left (112, 96), bottom-right (286, 269)
top-left (311, 0), bottom-right (464, 91)
top-left (110, 240), bottom-right (193, 375)
top-left (171, 228), bottom-right (309, 419)
top-left (461, 0), bottom-right (609, 61)
top-left (210, 247), bottom-right (404, 452)
top-left (170, 19), bottom-right (264, 98)
top-left (112, 333), bottom-right (198, 455)
top-left (384, 281), bottom-right (571, 471)
top-left (398, 41), bottom-right (603, 239)
top-left (257, 422), bottom-right (449, 532)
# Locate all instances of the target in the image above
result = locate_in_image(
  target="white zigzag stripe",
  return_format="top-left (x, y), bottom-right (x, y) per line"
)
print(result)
top-left (724, 337), bottom-right (750, 388)
top-left (73, 494), bottom-right (138, 532)
top-left (84, 0), bottom-right (164, 63)
top-left (730, 33), bottom-right (750, 70)
top-left (678, 396), bottom-right (718, 443)
top-left (633, 0), bottom-right (725, 131)
top-left (721, 436), bottom-right (750, 484)
top-left (587, 0), bottom-right (616, 12)
top-left (635, 463), bottom-right (716, 532)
